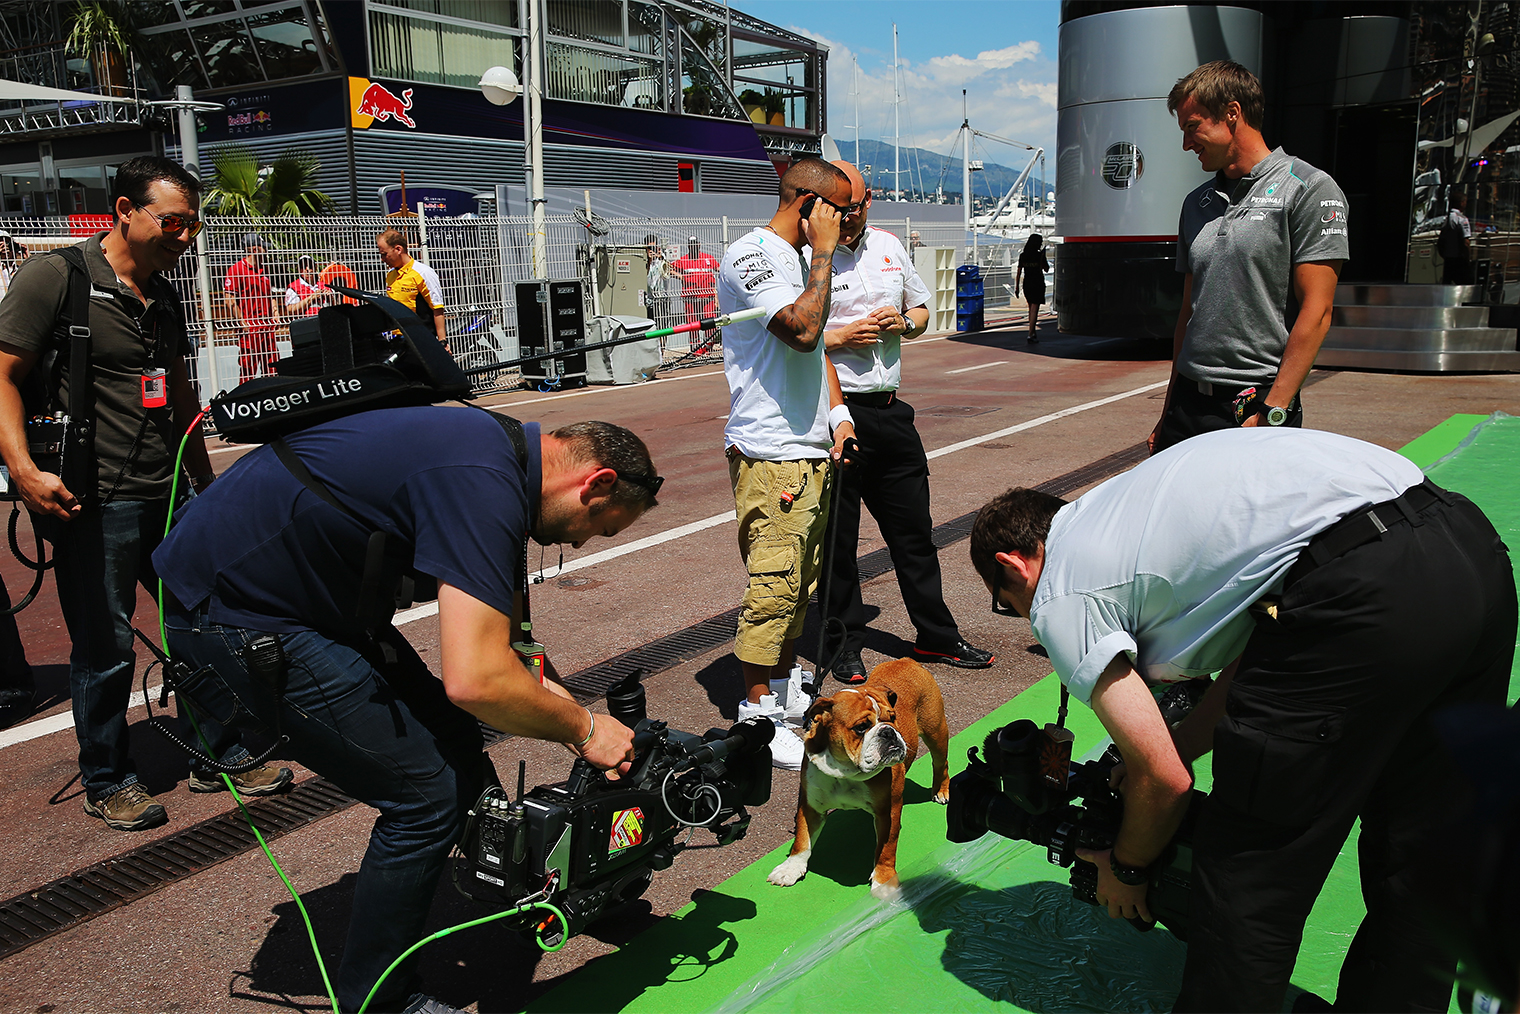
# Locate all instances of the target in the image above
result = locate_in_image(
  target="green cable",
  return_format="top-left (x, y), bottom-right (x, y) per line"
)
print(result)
top-left (158, 418), bottom-right (569, 1014)
top-left (157, 416), bottom-right (341, 1014)
top-left (355, 900), bottom-right (569, 1014)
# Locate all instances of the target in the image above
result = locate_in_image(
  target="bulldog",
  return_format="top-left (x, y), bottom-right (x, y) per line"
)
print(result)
top-left (767, 657), bottom-right (951, 899)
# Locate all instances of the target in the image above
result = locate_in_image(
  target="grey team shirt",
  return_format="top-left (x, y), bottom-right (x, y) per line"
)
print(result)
top-left (1030, 428), bottom-right (1422, 707)
top-left (1176, 147), bottom-right (1350, 388)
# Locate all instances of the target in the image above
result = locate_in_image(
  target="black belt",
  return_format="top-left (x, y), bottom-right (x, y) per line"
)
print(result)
top-left (1288, 479), bottom-right (1453, 583)
top-left (843, 390), bottom-right (896, 408)
top-left (1180, 376), bottom-right (1299, 409)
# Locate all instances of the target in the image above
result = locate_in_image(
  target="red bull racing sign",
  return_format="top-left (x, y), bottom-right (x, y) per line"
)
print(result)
top-left (349, 77), bottom-right (418, 129)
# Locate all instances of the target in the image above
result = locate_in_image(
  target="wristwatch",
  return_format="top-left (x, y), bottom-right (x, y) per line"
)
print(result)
top-left (1109, 852), bottom-right (1151, 886)
top-left (1264, 404), bottom-right (1289, 427)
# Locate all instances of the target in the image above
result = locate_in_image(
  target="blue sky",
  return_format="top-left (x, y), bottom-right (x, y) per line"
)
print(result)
top-left (742, 1), bottom-right (1061, 165)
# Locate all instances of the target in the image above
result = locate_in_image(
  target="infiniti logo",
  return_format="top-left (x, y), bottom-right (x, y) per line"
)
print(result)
top-left (1101, 142), bottom-right (1144, 190)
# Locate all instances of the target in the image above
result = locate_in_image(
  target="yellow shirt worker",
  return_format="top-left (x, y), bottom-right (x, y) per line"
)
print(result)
top-left (375, 227), bottom-right (447, 345)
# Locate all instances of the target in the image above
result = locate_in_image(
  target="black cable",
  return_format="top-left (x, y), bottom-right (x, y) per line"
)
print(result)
top-left (2, 506), bottom-right (51, 616)
top-left (811, 438), bottom-right (859, 690)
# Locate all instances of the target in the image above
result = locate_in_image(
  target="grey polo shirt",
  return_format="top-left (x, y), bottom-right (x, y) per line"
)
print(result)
top-left (0, 234), bottom-right (189, 501)
top-left (1030, 428), bottom-right (1422, 706)
top-left (1176, 148), bottom-right (1349, 388)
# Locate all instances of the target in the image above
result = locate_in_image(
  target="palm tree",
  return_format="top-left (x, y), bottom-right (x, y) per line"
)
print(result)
top-left (204, 146), bottom-right (333, 218)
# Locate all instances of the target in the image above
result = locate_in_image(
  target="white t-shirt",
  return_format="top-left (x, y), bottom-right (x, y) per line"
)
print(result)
top-left (1030, 428), bottom-right (1424, 706)
top-left (716, 228), bottom-right (832, 461)
top-left (816, 227), bottom-right (932, 394)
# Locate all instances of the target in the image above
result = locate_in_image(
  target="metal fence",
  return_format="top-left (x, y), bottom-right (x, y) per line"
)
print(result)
top-left (0, 212), bottom-right (971, 402)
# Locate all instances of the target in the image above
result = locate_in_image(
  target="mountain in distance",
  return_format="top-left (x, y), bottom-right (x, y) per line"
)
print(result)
top-left (834, 138), bottom-right (1051, 205)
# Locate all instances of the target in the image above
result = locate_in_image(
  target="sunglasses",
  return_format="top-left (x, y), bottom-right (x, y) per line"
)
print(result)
top-left (619, 470), bottom-right (664, 497)
top-left (135, 204), bottom-right (204, 240)
top-left (990, 566), bottom-right (1021, 617)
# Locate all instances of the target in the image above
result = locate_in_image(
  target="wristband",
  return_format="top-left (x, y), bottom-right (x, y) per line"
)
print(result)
top-left (576, 710), bottom-right (596, 748)
top-left (1109, 851), bottom-right (1151, 886)
top-left (828, 404), bottom-right (854, 432)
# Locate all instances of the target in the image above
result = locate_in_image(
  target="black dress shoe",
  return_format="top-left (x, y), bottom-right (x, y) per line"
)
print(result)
top-left (832, 649), bottom-right (868, 685)
top-left (911, 638), bottom-right (995, 669)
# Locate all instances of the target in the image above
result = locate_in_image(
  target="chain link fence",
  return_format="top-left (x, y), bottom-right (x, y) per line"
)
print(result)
top-left (0, 212), bottom-right (973, 401)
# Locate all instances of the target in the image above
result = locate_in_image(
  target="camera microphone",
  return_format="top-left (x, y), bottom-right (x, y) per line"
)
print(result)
top-left (676, 719), bottom-right (775, 772)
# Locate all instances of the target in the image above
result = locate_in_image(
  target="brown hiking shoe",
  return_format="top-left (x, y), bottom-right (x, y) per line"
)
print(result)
top-left (189, 764), bottom-right (294, 796)
top-left (83, 784), bottom-right (168, 831)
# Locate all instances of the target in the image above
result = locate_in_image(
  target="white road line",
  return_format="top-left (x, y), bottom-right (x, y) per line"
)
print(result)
top-left (926, 380), bottom-right (1168, 459)
top-left (946, 360), bottom-right (1009, 375)
top-left (1, 371), bottom-right (1163, 749)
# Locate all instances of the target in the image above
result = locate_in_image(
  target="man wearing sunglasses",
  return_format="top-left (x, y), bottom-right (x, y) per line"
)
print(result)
top-left (816, 160), bottom-right (994, 684)
top-left (715, 156), bottom-right (857, 770)
top-left (0, 156), bottom-right (290, 833)
top-left (969, 427), bottom-right (1515, 1012)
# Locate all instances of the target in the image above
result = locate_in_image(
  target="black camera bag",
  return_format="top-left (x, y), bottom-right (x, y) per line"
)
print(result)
top-left (208, 289), bottom-right (471, 444)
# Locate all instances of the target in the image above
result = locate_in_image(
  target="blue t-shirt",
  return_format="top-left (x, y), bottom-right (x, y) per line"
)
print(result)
top-left (154, 405), bottom-right (539, 638)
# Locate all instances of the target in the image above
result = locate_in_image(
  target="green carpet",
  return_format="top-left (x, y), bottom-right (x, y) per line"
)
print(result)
top-left (532, 414), bottom-right (1520, 1014)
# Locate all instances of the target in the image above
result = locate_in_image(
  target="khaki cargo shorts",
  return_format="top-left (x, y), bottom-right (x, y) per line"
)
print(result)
top-left (728, 451), bottom-right (833, 667)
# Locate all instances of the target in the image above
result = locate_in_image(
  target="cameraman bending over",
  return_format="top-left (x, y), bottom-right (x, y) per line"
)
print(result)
top-left (154, 407), bottom-right (657, 1013)
top-left (970, 428), bottom-right (1515, 1012)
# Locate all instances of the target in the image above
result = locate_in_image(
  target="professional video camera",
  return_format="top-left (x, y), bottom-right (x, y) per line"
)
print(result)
top-left (454, 672), bottom-right (773, 945)
top-left (945, 680), bottom-right (1210, 938)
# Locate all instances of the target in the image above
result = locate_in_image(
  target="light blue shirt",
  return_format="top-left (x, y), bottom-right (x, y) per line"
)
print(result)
top-left (1031, 428), bottom-right (1423, 705)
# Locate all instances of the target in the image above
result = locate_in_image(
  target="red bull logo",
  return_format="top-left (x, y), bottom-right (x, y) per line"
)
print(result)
top-left (355, 81), bottom-right (417, 129)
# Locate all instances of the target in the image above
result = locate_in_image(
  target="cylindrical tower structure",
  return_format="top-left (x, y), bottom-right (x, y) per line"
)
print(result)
top-left (1055, 5), bottom-right (1263, 338)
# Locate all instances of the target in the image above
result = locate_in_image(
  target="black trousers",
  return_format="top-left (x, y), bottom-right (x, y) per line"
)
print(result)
top-left (1175, 489), bottom-right (1516, 1012)
top-left (1442, 258), bottom-right (1473, 285)
top-left (1154, 377), bottom-right (1302, 454)
top-left (825, 395), bottom-right (958, 653)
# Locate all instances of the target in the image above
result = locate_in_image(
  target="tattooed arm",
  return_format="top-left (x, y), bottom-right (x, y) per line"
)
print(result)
top-left (767, 202), bottom-right (842, 353)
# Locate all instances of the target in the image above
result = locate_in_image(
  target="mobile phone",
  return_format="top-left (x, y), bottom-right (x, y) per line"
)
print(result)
top-left (799, 195), bottom-right (818, 222)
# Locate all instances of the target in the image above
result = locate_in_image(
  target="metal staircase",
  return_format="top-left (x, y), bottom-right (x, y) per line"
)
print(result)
top-left (1317, 285), bottom-right (1520, 372)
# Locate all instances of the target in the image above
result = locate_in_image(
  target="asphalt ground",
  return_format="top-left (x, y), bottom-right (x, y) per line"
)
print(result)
top-left (0, 310), bottom-right (1516, 1013)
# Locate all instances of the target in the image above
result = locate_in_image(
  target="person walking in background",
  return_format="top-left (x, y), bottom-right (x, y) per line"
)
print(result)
top-left (1014, 233), bottom-right (1049, 344)
top-left (672, 236), bottom-right (720, 327)
top-left (283, 254), bottom-right (328, 318)
top-left (1439, 190), bottom-right (1473, 285)
top-left (643, 233), bottom-right (676, 330)
top-left (224, 232), bottom-right (279, 382)
top-left (377, 228), bottom-right (447, 346)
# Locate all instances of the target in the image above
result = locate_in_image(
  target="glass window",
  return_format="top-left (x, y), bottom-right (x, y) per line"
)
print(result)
top-left (179, 2), bottom-right (239, 19)
top-left (672, 10), bottom-right (725, 75)
top-left (732, 36), bottom-right (812, 89)
top-left (545, 40), bottom-right (661, 109)
top-left (197, 18), bottom-right (266, 88)
top-left (681, 36), bottom-right (743, 120)
top-left (626, 0), bottom-right (660, 56)
top-left (245, 9), bottom-right (325, 78)
top-left (547, 1), bottom-right (624, 48)
top-left (371, 0), bottom-right (517, 29)
top-left (371, 10), bottom-right (443, 84)
top-left (122, 1), bottom-right (184, 28)
top-left (135, 29), bottom-right (210, 92)
top-left (370, 9), bottom-right (517, 88)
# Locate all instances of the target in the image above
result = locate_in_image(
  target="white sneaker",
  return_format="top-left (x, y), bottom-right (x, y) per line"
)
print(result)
top-left (769, 665), bottom-right (814, 725)
top-left (737, 694), bottom-right (806, 771)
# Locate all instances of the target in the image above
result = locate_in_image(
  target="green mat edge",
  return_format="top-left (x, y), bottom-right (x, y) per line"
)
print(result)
top-left (530, 413), bottom-right (1506, 1014)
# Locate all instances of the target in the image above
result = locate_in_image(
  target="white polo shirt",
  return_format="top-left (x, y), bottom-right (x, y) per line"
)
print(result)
top-left (1030, 428), bottom-right (1423, 706)
top-left (816, 227), bottom-right (932, 394)
top-left (715, 227), bottom-right (832, 461)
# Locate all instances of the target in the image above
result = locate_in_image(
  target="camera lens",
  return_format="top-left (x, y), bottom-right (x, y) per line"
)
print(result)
top-left (605, 671), bottom-right (647, 727)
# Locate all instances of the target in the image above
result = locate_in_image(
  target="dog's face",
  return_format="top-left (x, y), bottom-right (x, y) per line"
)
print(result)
top-left (803, 688), bottom-right (909, 779)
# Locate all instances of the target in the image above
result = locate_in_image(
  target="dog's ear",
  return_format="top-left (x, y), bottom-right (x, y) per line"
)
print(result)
top-left (886, 689), bottom-right (898, 708)
top-left (867, 688), bottom-right (898, 726)
top-left (802, 696), bottom-right (834, 740)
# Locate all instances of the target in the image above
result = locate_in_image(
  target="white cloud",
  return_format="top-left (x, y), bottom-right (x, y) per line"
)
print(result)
top-left (1016, 80), bottom-right (1058, 108)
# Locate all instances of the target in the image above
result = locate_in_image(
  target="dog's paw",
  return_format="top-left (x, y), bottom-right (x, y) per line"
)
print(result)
top-left (768, 852), bottom-right (811, 887)
top-left (869, 875), bottom-right (902, 902)
top-left (933, 786), bottom-right (950, 804)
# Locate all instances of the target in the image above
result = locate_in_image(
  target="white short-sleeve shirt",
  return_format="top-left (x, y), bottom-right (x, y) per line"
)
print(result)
top-left (1030, 428), bottom-right (1424, 706)
top-left (715, 228), bottom-right (832, 461)
top-left (816, 227), bottom-right (932, 394)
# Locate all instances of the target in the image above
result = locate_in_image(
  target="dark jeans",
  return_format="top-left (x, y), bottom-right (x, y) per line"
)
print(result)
top-left (162, 611), bottom-right (489, 1013)
top-left (1154, 377), bottom-right (1302, 455)
top-left (825, 395), bottom-right (959, 654)
top-left (1442, 257), bottom-right (1473, 285)
top-left (0, 570), bottom-right (32, 691)
top-left (1175, 491), bottom-right (1516, 1012)
top-left (44, 500), bottom-right (243, 801)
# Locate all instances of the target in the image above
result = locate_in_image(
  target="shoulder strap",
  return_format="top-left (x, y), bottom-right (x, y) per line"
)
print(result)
top-left (52, 246), bottom-right (96, 502)
top-left (271, 437), bottom-right (396, 634)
